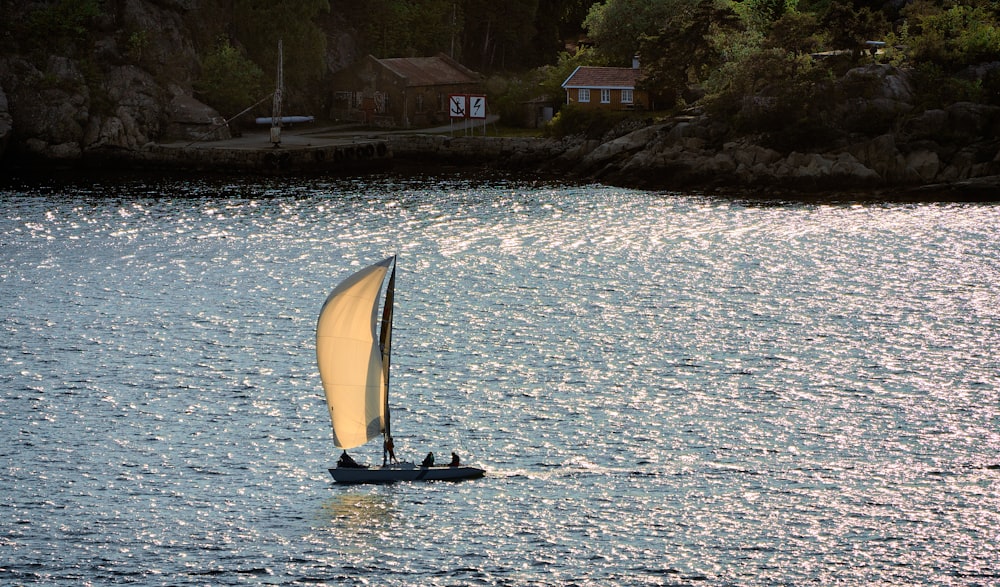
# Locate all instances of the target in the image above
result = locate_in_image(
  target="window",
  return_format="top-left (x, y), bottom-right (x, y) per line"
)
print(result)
top-left (416, 93), bottom-right (425, 113)
top-left (579, 88), bottom-right (590, 103)
top-left (622, 89), bottom-right (633, 104)
top-left (601, 88), bottom-right (611, 103)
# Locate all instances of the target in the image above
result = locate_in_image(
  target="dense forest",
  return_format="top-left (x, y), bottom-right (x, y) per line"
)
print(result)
top-left (1, 0), bottom-right (998, 133)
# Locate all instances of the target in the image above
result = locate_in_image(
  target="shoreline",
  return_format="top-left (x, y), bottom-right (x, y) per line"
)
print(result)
top-left (3, 123), bottom-right (999, 202)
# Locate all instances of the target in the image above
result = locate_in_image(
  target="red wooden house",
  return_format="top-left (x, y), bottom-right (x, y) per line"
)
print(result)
top-left (560, 61), bottom-right (648, 110)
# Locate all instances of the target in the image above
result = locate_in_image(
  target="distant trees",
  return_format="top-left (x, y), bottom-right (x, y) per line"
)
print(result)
top-left (231, 0), bottom-right (329, 92)
top-left (0, 0), bottom-right (102, 54)
top-left (584, 0), bottom-right (695, 65)
top-left (6, 0), bottom-right (997, 132)
top-left (191, 0), bottom-right (329, 116)
top-left (902, 2), bottom-right (1000, 69)
top-left (336, 0), bottom-right (595, 70)
top-left (579, 0), bottom-right (998, 110)
top-left (341, 0), bottom-right (457, 58)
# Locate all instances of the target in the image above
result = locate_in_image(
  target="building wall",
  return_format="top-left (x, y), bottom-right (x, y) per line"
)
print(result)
top-left (565, 88), bottom-right (649, 110)
top-left (401, 83), bottom-right (481, 128)
top-left (330, 57), bottom-right (481, 128)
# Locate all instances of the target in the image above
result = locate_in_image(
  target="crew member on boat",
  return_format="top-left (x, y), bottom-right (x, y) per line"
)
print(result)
top-left (384, 436), bottom-right (398, 464)
top-left (338, 451), bottom-right (365, 469)
top-left (449, 452), bottom-right (461, 467)
top-left (420, 452), bottom-right (434, 467)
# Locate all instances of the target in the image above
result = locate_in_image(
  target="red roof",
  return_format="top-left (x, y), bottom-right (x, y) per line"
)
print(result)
top-left (561, 66), bottom-right (641, 90)
top-left (377, 54), bottom-right (480, 87)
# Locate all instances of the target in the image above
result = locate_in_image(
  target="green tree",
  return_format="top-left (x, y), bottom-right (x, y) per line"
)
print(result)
top-left (763, 10), bottom-right (823, 54)
top-left (196, 40), bottom-right (267, 121)
top-left (539, 46), bottom-right (608, 105)
top-left (905, 3), bottom-right (1000, 69)
top-left (232, 0), bottom-right (329, 107)
top-left (637, 0), bottom-right (742, 105)
top-left (822, 0), bottom-right (887, 59)
top-left (584, 0), bottom-right (696, 64)
top-left (13, 0), bottom-right (102, 53)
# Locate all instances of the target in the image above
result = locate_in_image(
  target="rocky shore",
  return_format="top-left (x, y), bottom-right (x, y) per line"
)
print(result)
top-left (2, 58), bottom-right (998, 199)
top-left (386, 64), bottom-right (1000, 199)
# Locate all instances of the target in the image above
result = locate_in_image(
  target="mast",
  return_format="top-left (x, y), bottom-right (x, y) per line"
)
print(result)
top-left (270, 39), bottom-right (283, 147)
top-left (380, 256), bottom-right (396, 465)
top-left (317, 257), bottom-right (393, 450)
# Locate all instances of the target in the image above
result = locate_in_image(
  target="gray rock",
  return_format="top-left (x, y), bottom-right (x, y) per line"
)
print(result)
top-left (0, 85), bottom-right (11, 158)
top-left (164, 86), bottom-right (229, 141)
top-left (905, 150), bottom-right (940, 182)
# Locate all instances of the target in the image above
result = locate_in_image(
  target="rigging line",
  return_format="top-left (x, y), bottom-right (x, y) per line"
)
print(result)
top-left (185, 92), bottom-right (274, 147)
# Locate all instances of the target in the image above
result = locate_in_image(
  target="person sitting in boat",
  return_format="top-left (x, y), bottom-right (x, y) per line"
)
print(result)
top-left (420, 452), bottom-right (434, 467)
top-left (383, 437), bottom-right (398, 464)
top-left (338, 451), bottom-right (365, 469)
top-left (449, 452), bottom-right (461, 467)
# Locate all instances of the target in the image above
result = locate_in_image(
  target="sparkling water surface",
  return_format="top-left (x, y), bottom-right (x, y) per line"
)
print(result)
top-left (2, 174), bottom-right (998, 585)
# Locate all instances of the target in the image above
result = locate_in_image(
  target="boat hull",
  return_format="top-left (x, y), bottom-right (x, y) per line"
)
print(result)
top-left (329, 463), bottom-right (485, 484)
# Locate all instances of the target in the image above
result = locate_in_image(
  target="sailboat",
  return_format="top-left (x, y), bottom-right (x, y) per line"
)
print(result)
top-left (316, 256), bottom-right (485, 484)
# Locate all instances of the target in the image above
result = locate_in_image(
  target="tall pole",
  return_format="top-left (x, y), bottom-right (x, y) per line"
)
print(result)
top-left (270, 39), bottom-right (283, 147)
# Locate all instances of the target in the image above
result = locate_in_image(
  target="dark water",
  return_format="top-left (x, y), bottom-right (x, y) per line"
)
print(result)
top-left (2, 174), bottom-right (998, 585)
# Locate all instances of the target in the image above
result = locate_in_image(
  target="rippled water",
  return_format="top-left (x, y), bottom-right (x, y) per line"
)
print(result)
top-left (2, 173), bottom-right (999, 585)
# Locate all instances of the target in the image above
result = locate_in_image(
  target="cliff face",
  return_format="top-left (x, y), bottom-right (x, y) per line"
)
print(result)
top-left (0, 0), bottom-right (359, 164)
top-left (0, 0), bottom-right (222, 161)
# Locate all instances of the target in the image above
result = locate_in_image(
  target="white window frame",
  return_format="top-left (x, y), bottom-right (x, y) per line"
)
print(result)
top-left (622, 89), bottom-right (633, 104)
top-left (579, 88), bottom-right (590, 103)
top-left (601, 88), bottom-right (611, 103)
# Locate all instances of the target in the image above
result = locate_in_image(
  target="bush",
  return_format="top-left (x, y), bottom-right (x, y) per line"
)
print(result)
top-left (196, 40), bottom-right (266, 122)
top-left (17, 0), bottom-right (102, 53)
top-left (906, 4), bottom-right (1000, 70)
top-left (544, 104), bottom-right (631, 139)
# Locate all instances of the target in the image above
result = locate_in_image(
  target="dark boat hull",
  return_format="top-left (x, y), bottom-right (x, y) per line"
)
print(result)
top-left (329, 463), bottom-right (485, 484)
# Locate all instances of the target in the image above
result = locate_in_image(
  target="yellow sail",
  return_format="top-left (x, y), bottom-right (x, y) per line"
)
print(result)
top-left (316, 257), bottom-right (394, 449)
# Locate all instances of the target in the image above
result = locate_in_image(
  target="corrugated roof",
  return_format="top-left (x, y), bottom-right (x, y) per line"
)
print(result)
top-left (378, 54), bottom-right (479, 87)
top-left (562, 66), bottom-right (641, 89)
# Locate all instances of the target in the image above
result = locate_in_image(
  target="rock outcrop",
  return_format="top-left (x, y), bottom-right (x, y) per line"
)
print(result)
top-left (531, 65), bottom-right (1000, 196)
top-left (0, 0), bottom-right (225, 164)
top-left (0, 85), bottom-right (12, 158)
top-left (382, 65), bottom-right (1000, 197)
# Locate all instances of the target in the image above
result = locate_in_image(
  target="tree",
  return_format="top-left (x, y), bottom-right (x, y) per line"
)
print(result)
top-left (763, 10), bottom-right (822, 54)
top-left (637, 0), bottom-right (742, 105)
top-left (461, 0), bottom-right (541, 70)
top-left (232, 0), bottom-right (329, 109)
top-left (904, 3), bottom-right (1000, 70)
top-left (196, 40), bottom-right (266, 120)
top-left (584, 0), bottom-right (696, 64)
top-left (342, 0), bottom-right (457, 58)
top-left (822, 0), bottom-right (888, 59)
top-left (10, 0), bottom-right (102, 54)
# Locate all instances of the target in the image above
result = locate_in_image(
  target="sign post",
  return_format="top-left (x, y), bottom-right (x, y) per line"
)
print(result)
top-left (469, 95), bottom-right (487, 135)
top-left (449, 94), bottom-right (488, 135)
top-left (448, 95), bottom-right (467, 119)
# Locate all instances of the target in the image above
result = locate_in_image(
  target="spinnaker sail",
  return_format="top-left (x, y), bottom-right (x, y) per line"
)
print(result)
top-left (316, 257), bottom-right (394, 449)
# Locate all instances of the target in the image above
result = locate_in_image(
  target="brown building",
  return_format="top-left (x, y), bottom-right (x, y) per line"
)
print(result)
top-left (330, 53), bottom-right (482, 129)
top-left (560, 60), bottom-right (649, 111)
